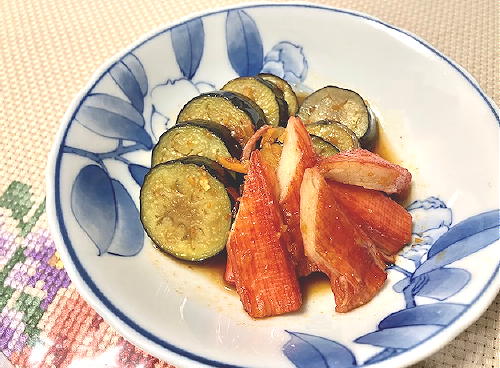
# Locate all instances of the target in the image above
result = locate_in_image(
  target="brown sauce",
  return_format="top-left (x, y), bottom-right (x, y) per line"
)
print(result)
top-left (373, 124), bottom-right (399, 163)
top-left (171, 250), bottom-right (332, 298)
top-left (161, 249), bottom-right (235, 291)
top-left (374, 124), bottom-right (413, 205)
top-left (300, 271), bottom-right (332, 299)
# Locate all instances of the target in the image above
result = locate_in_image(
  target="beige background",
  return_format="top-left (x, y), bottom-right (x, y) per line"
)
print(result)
top-left (0, 0), bottom-right (498, 367)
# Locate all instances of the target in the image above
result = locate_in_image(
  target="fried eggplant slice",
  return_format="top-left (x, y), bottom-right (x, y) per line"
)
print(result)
top-left (152, 120), bottom-right (242, 166)
top-left (140, 158), bottom-right (234, 261)
top-left (305, 120), bottom-right (360, 151)
top-left (177, 91), bottom-right (265, 144)
top-left (222, 77), bottom-right (288, 126)
top-left (298, 86), bottom-right (377, 148)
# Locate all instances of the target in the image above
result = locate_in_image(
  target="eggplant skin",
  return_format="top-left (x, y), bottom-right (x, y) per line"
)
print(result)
top-left (140, 159), bottom-right (232, 261)
top-left (152, 124), bottom-right (232, 167)
top-left (258, 73), bottom-right (299, 116)
top-left (177, 91), bottom-right (266, 144)
top-left (175, 156), bottom-right (240, 194)
top-left (254, 76), bottom-right (289, 126)
top-left (222, 77), bottom-right (288, 126)
top-left (306, 120), bottom-right (360, 151)
top-left (360, 104), bottom-right (379, 150)
top-left (212, 91), bottom-right (267, 129)
top-left (298, 86), bottom-right (377, 148)
top-left (175, 120), bottom-right (242, 159)
top-left (310, 135), bottom-right (340, 157)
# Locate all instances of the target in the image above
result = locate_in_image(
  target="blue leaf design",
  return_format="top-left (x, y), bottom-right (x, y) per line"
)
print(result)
top-left (106, 180), bottom-right (144, 256)
top-left (413, 268), bottom-right (470, 300)
top-left (129, 164), bottom-right (149, 186)
top-left (414, 210), bottom-right (500, 276)
top-left (122, 53), bottom-right (148, 96)
top-left (392, 277), bottom-right (410, 293)
top-left (71, 165), bottom-right (116, 255)
top-left (283, 331), bottom-right (357, 368)
top-left (354, 325), bottom-right (441, 349)
top-left (76, 94), bottom-right (152, 149)
top-left (110, 61), bottom-right (144, 112)
top-left (363, 348), bottom-right (404, 364)
top-left (428, 209), bottom-right (499, 258)
top-left (225, 10), bottom-right (263, 76)
top-left (171, 18), bottom-right (204, 79)
top-left (82, 94), bottom-right (144, 126)
top-left (378, 303), bottom-right (466, 329)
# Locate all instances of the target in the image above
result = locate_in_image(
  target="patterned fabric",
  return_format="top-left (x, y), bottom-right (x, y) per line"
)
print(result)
top-left (0, 0), bottom-right (498, 367)
top-left (0, 183), bottom-right (173, 367)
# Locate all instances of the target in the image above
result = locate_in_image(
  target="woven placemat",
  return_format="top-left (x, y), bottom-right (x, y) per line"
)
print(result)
top-left (0, 0), bottom-right (498, 367)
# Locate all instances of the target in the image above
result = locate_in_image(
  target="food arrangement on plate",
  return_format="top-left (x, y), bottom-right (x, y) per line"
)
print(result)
top-left (47, 4), bottom-right (500, 367)
top-left (140, 74), bottom-right (413, 318)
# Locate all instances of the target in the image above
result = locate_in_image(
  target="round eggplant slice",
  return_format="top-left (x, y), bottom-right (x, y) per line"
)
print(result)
top-left (177, 91), bottom-right (266, 145)
top-left (222, 76), bottom-right (288, 126)
top-left (298, 86), bottom-right (376, 144)
top-left (305, 120), bottom-right (360, 151)
top-left (152, 120), bottom-right (242, 166)
top-left (140, 158), bottom-right (233, 261)
top-left (258, 73), bottom-right (299, 116)
top-left (176, 156), bottom-right (240, 193)
top-left (310, 135), bottom-right (340, 157)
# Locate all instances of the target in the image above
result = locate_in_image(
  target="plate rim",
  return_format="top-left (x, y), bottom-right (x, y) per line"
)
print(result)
top-left (45, 2), bottom-right (500, 368)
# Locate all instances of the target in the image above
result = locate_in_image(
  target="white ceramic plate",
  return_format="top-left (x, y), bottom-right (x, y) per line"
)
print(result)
top-left (46, 3), bottom-right (500, 368)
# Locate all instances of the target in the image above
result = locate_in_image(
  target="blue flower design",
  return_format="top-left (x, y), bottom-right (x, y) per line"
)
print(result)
top-left (262, 41), bottom-right (308, 84)
top-left (401, 197), bottom-right (452, 263)
top-left (150, 78), bottom-right (215, 138)
top-left (283, 199), bottom-right (499, 368)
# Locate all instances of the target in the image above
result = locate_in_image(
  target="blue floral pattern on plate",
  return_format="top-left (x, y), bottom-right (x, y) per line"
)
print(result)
top-left (52, 5), bottom-right (499, 368)
top-left (283, 199), bottom-right (499, 367)
top-left (63, 10), bottom-right (308, 257)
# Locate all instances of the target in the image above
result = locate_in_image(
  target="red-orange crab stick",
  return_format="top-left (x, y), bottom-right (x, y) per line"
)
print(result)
top-left (318, 149), bottom-right (412, 194)
top-left (277, 116), bottom-right (318, 276)
top-left (226, 150), bottom-right (302, 318)
top-left (300, 168), bottom-right (387, 312)
top-left (328, 181), bottom-right (412, 257)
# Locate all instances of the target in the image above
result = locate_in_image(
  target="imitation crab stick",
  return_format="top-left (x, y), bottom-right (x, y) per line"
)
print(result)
top-left (300, 168), bottom-right (387, 312)
top-left (277, 116), bottom-right (319, 276)
top-left (318, 149), bottom-right (411, 194)
top-left (226, 150), bottom-right (301, 317)
top-left (328, 181), bottom-right (412, 256)
top-left (224, 256), bottom-right (235, 284)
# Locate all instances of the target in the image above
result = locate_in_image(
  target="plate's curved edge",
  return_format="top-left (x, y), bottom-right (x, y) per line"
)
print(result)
top-left (45, 2), bottom-right (500, 368)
